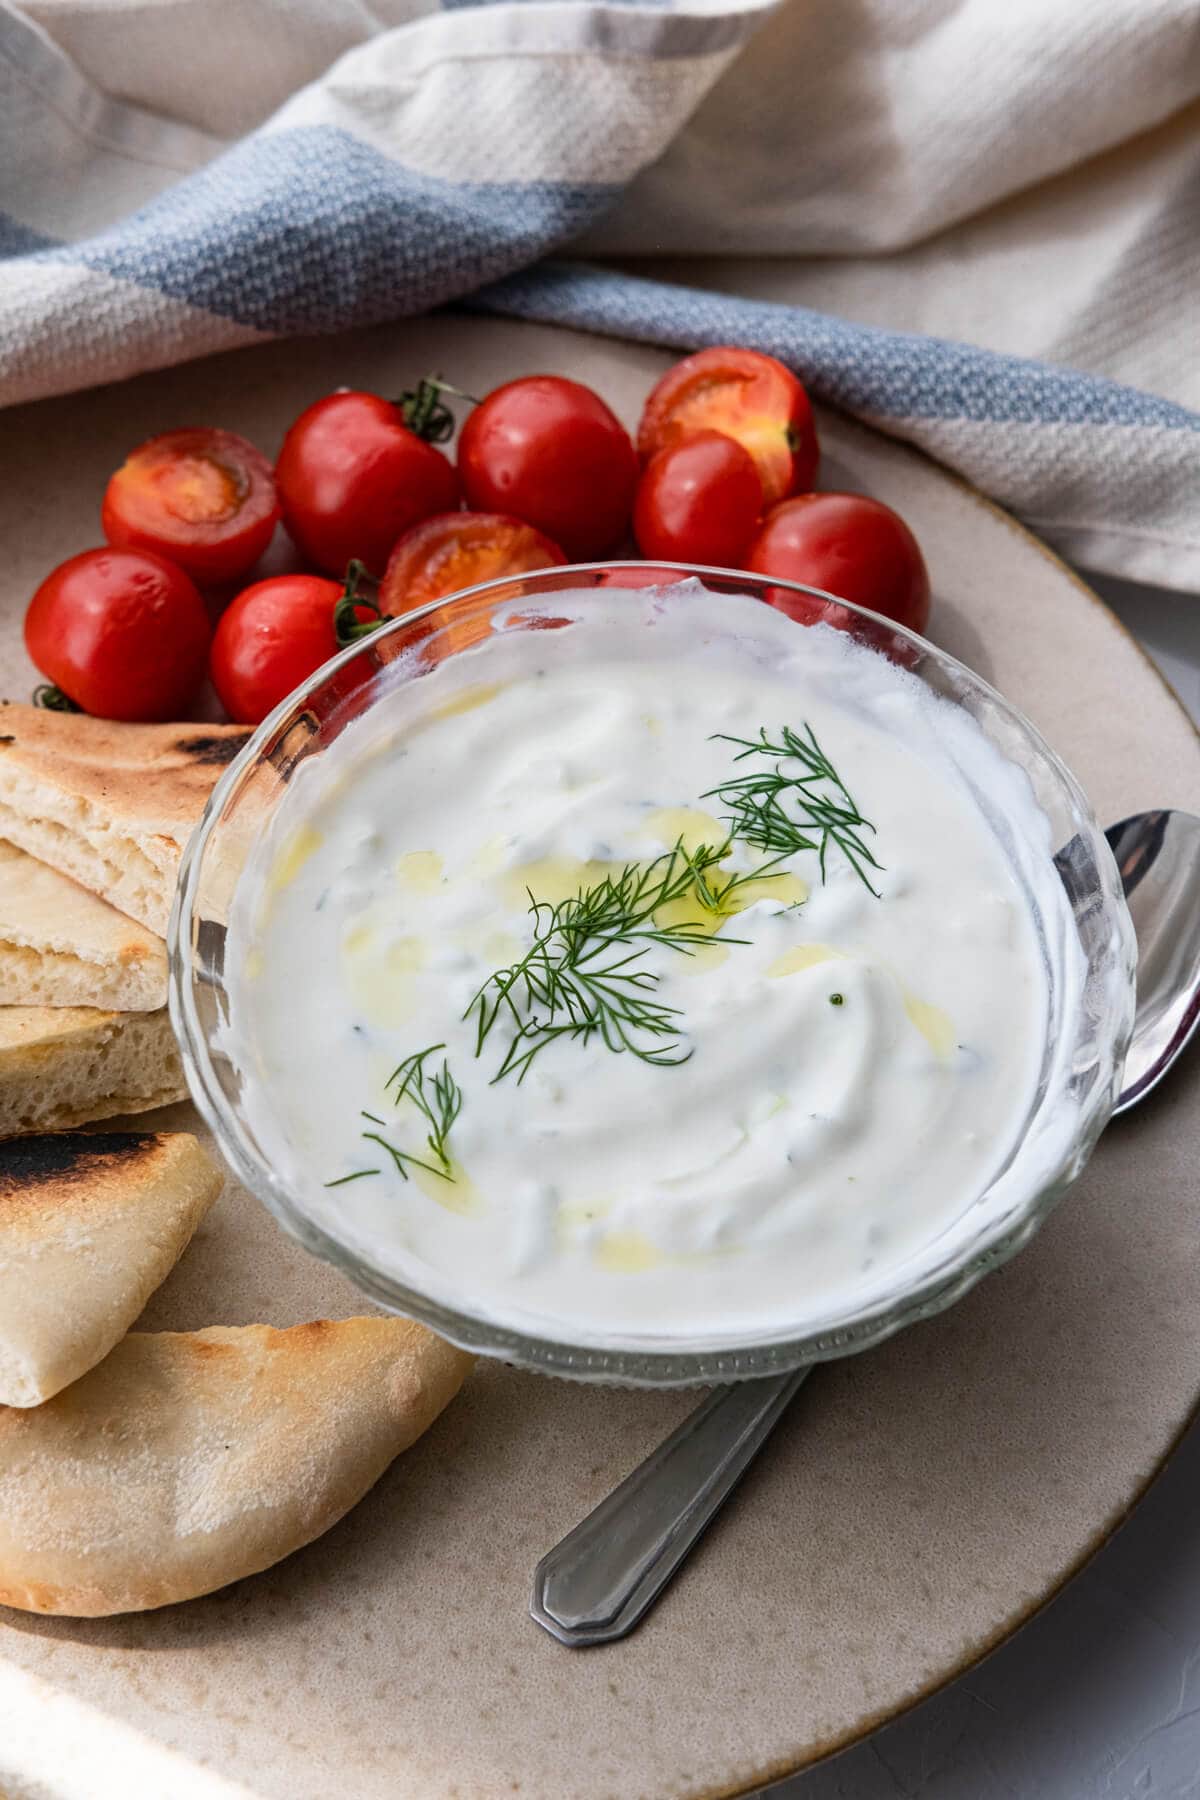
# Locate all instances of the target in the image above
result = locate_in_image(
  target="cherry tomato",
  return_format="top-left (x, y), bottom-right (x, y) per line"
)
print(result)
top-left (24, 548), bottom-right (210, 721)
top-left (101, 428), bottom-right (279, 585)
top-left (595, 567), bottom-right (678, 587)
top-left (276, 392), bottom-right (460, 576)
top-left (380, 512), bottom-right (566, 617)
top-left (457, 377), bottom-right (637, 560)
top-left (378, 513), bottom-right (566, 668)
top-left (638, 348), bottom-right (818, 507)
top-left (745, 492), bottom-right (930, 636)
top-left (633, 431), bottom-right (762, 566)
top-left (211, 573), bottom-right (377, 725)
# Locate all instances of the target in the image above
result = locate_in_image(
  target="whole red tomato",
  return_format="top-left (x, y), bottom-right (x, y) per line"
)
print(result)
top-left (633, 431), bottom-right (762, 566)
top-left (745, 492), bottom-right (930, 635)
top-left (211, 572), bottom-right (378, 724)
top-left (276, 392), bottom-right (460, 576)
top-left (24, 547), bottom-right (210, 720)
top-left (101, 427), bottom-right (279, 585)
top-left (638, 348), bottom-right (818, 507)
top-left (457, 376), bottom-right (637, 560)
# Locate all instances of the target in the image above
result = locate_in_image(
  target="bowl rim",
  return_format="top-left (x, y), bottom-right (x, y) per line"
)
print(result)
top-left (169, 561), bottom-right (1137, 1385)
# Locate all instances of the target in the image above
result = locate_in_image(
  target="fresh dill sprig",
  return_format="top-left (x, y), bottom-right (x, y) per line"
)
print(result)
top-left (465, 838), bottom-right (775, 1084)
top-left (704, 724), bottom-right (882, 895)
top-left (361, 1126), bottom-right (451, 1184)
top-left (325, 1044), bottom-right (462, 1188)
top-left (385, 1044), bottom-right (463, 1174)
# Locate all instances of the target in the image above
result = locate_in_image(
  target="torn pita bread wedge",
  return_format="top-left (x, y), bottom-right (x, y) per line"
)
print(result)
top-left (0, 1317), bottom-right (473, 1615)
top-left (0, 1131), bottom-right (220, 1407)
top-left (0, 842), bottom-right (167, 1010)
top-left (0, 1005), bottom-right (186, 1139)
top-left (0, 704), bottom-right (250, 936)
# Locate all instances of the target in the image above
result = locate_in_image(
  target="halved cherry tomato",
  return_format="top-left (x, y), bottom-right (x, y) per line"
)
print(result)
top-left (380, 513), bottom-right (567, 666)
top-left (24, 547), bottom-right (210, 721)
top-left (595, 567), bottom-right (678, 587)
top-left (101, 427), bottom-right (279, 585)
top-left (744, 492), bottom-right (930, 635)
top-left (638, 348), bottom-right (818, 507)
top-left (457, 376), bottom-right (637, 560)
top-left (276, 392), bottom-right (460, 576)
top-left (380, 513), bottom-right (566, 617)
top-left (633, 430), bottom-right (762, 567)
top-left (211, 572), bottom-right (377, 725)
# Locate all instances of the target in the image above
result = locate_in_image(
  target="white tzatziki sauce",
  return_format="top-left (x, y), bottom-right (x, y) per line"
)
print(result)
top-left (225, 584), bottom-right (1076, 1348)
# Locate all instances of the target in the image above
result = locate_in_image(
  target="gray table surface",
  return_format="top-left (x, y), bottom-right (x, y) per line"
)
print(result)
top-left (767, 574), bottom-right (1200, 1800)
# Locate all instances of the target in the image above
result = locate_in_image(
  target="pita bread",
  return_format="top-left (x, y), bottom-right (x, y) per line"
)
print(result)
top-left (0, 1318), bottom-right (473, 1615)
top-left (0, 842), bottom-right (167, 1011)
top-left (0, 705), bottom-right (250, 936)
top-left (0, 1006), bottom-right (186, 1139)
top-left (0, 1132), bottom-right (220, 1407)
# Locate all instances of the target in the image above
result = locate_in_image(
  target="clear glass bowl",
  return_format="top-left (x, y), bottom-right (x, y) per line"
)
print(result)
top-left (169, 564), bottom-right (1136, 1385)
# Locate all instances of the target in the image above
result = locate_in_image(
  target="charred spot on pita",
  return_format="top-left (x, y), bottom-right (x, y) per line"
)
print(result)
top-left (0, 1132), bottom-right (160, 1192)
top-left (175, 733), bottom-right (251, 767)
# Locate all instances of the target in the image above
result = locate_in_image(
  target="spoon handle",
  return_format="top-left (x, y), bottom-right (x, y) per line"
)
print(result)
top-left (531, 1367), bottom-right (811, 1646)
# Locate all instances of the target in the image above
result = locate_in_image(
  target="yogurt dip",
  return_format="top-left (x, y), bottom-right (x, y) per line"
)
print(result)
top-left (225, 583), bottom-right (1078, 1348)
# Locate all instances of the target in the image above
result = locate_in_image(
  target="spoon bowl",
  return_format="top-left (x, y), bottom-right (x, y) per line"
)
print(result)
top-left (1108, 810), bottom-right (1200, 1113)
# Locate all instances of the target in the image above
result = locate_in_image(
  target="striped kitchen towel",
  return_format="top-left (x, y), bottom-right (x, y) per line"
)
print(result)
top-left (1, 0), bottom-right (1197, 588)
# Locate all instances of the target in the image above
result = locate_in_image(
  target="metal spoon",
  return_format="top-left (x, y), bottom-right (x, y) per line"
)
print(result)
top-left (531, 809), bottom-right (1200, 1647)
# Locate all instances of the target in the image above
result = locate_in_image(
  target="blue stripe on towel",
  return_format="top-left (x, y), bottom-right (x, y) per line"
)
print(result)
top-left (0, 215), bottom-right (59, 257)
top-left (470, 264), bottom-right (1200, 434)
top-left (32, 130), bottom-right (615, 335)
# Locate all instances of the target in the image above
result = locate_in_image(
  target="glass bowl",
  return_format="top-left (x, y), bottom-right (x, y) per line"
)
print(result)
top-left (169, 564), bottom-right (1136, 1386)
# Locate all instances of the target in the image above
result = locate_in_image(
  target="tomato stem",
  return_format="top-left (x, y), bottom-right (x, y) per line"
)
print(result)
top-left (396, 374), bottom-right (477, 444)
top-left (333, 559), bottom-right (386, 646)
top-left (32, 683), bottom-right (81, 713)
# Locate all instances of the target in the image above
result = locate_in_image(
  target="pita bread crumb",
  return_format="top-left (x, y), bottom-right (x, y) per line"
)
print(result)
top-left (0, 1006), bottom-right (186, 1139)
top-left (0, 842), bottom-right (166, 1010)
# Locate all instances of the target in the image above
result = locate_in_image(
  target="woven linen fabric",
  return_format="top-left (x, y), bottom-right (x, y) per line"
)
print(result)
top-left (1, 0), bottom-right (1197, 588)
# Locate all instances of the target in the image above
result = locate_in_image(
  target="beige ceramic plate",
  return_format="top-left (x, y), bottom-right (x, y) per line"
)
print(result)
top-left (1, 317), bottom-right (1198, 1800)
